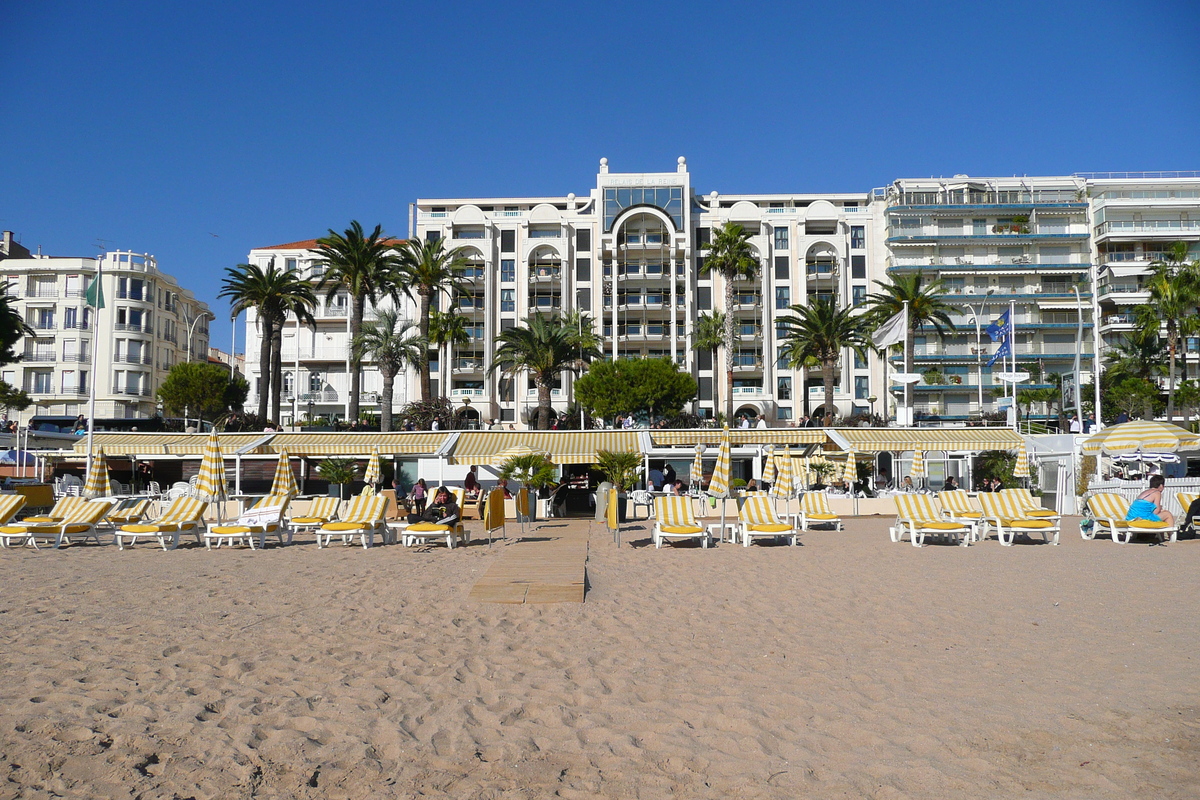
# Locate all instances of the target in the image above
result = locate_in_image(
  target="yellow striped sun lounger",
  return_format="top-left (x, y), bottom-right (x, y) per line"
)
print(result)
top-left (893, 494), bottom-right (970, 547)
top-left (796, 492), bottom-right (843, 531)
top-left (116, 496), bottom-right (210, 550)
top-left (738, 493), bottom-right (799, 547)
top-left (0, 495), bottom-right (29, 548)
top-left (289, 496), bottom-right (341, 538)
top-left (318, 494), bottom-right (388, 549)
top-left (977, 492), bottom-right (1060, 546)
top-left (3, 499), bottom-right (114, 550)
top-left (204, 494), bottom-right (293, 550)
top-left (1085, 492), bottom-right (1172, 545)
top-left (652, 495), bottom-right (709, 548)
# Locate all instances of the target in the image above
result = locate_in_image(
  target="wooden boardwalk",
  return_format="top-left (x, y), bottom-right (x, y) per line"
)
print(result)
top-left (467, 525), bottom-right (589, 604)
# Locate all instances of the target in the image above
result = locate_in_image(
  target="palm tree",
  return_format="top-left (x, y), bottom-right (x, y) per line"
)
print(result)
top-left (313, 221), bottom-right (403, 422)
top-left (490, 314), bottom-right (601, 430)
top-left (396, 237), bottom-right (472, 401)
top-left (777, 298), bottom-right (872, 424)
top-left (694, 311), bottom-right (725, 419)
top-left (352, 308), bottom-right (423, 431)
top-left (220, 262), bottom-right (316, 422)
top-left (700, 223), bottom-right (759, 419)
top-left (1146, 242), bottom-right (1200, 420)
top-left (428, 308), bottom-right (470, 394)
top-left (864, 271), bottom-right (956, 423)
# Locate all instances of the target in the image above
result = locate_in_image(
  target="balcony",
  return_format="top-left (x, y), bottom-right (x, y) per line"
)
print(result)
top-left (114, 353), bottom-right (153, 365)
top-left (617, 264), bottom-right (671, 280)
top-left (529, 266), bottom-right (562, 283)
top-left (61, 320), bottom-right (91, 330)
top-left (732, 385), bottom-right (765, 396)
top-left (59, 384), bottom-right (89, 396)
top-left (111, 386), bottom-right (152, 397)
top-left (114, 322), bottom-right (151, 334)
top-left (525, 388), bottom-right (564, 398)
top-left (298, 389), bottom-right (339, 403)
top-left (21, 352), bottom-right (57, 363)
top-left (451, 388), bottom-right (486, 398)
top-left (805, 263), bottom-right (838, 278)
top-left (453, 359), bottom-right (484, 373)
top-left (27, 321), bottom-right (56, 331)
top-left (1095, 219), bottom-right (1200, 237)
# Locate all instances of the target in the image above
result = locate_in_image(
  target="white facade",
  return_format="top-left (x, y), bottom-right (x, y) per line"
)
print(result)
top-left (241, 162), bottom-right (1199, 428)
top-left (0, 239), bottom-right (211, 422)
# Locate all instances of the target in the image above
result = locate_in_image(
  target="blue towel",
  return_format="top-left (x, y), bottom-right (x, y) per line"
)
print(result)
top-left (1126, 498), bottom-right (1161, 522)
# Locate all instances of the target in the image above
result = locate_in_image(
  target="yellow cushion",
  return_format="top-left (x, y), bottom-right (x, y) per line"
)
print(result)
top-left (1024, 508), bottom-right (1057, 517)
top-left (1129, 519), bottom-right (1170, 529)
top-left (407, 522), bottom-right (449, 532)
top-left (660, 524), bottom-right (704, 535)
top-left (321, 522), bottom-right (364, 532)
top-left (921, 522), bottom-right (965, 530)
top-left (210, 526), bottom-right (252, 534)
top-left (0, 525), bottom-right (34, 534)
top-left (59, 524), bottom-right (94, 534)
top-left (290, 516), bottom-right (328, 525)
top-left (805, 513), bottom-right (839, 520)
top-left (747, 523), bottom-right (793, 533)
top-left (950, 511), bottom-right (983, 518)
top-left (121, 523), bottom-right (179, 533)
top-left (1002, 519), bottom-right (1053, 528)
top-left (22, 516), bottom-right (59, 523)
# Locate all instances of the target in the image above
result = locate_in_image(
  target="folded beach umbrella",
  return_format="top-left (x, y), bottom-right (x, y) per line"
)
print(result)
top-left (363, 447), bottom-right (382, 487)
top-left (762, 445), bottom-right (777, 485)
top-left (1012, 441), bottom-right (1030, 479)
top-left (194, 430), bottom-right (228, 504)
top-left (269, 449), bottom-right (299, 498)
top-left (82, 447), bottom-right (110, 499)
top-left (707, 425), bottom-right (731, 499)
top-left (772, 449), bottom-right (794, 512)
top-left (689, 444), bottom-right (704, 487)
top-left (842, 449), bottom-right (859, 485)
top-left (910, 450), bottom-right (926, 479)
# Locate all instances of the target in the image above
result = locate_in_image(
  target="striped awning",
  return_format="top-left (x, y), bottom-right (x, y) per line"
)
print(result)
top-left (827, 427), bottom-right (1025, 453)
top-left (267, 432), bottom-right (454, 456)
top-left (71, 433), bottom-right (274, 457)
top-left (649, 429), bottom-right (825, 448)
top-left (450, 430), bottom-right (641, 465)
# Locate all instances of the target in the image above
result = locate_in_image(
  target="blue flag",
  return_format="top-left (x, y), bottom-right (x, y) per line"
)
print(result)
top-left (987, 340), bottom-right (1011, 367)
top-left (986, 309), bottom-right (1011, 343)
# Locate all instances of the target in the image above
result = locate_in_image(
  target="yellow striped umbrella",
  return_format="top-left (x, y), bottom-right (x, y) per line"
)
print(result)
top-left (193, 430), bottom-right (227, 503)
top-left (689, 444), bottom-right (704, 486)
top-left (269, 449), bottom-right (298, 498)
top-left (1012, 441), bottom-right (1030, 479)
top-left (762, 445), bottom-right (777, 485)
top-left (910, 450), bottom-right (926, 478)
top-left (82, 447), bottom-right (110, 499)
top-left (772, 450), bottom-right (794, 503)
top-left (707, 425), bottom-right (732, 498)
top-left (363, 447), bottom-right (382, 486)
top-left (842, 449), bottom-right (859, 484)
top-left (1081, 419), bottom-right (1200, 456)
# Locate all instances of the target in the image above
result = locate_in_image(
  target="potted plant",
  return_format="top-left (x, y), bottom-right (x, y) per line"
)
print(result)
top-left (809, 460), bottom-right (837, 489)
top-left (317, 457), bottom-right (358, 499)
top-left (592, 448), bottom-right (642, 522)
top-left (923, 369), bottom-right (945, 385)
top-left (498, 452), bottom-right (557, 519)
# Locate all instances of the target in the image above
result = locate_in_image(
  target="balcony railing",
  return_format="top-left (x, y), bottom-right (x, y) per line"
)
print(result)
top-left (27, 321), bottom-right (56, 331)
top-left (453, 360), bottom-right (484, 372)
top-left (732, 386), bottom-right (765, 395)
top-left (450, 388), bottom-right (485, 397)
top-left (1096, 220), bottom-right (1200, 236)
top-left (61, 320), bottom-right (90, 330)
top-left (298, 389), bottom-right (339, 403)
top-left (529, 267), bottom-right (562, 281)
top-left (525, 388), bottom-right (564, 398)
top-left (115, 353), bottom-right (153, 365)
top-left (59, 384), bottom-right (89, 395)
top-left (111, 386), bottom-right (152, 396)
top-left (21, 353), bottom-right (57, 362)
top-left (114, 322), bottom-right (151, 333)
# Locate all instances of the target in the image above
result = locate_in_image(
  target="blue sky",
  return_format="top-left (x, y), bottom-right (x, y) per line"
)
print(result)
top-left (3, 0), bottom-right (1198, 351)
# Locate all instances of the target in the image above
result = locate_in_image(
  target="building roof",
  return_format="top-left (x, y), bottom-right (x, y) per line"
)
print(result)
top-left (255, 237), bottom-right (408, 251)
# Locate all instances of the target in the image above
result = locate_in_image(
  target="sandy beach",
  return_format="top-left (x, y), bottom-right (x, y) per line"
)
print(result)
top-left (1, 516), bottom-right (1197, 799)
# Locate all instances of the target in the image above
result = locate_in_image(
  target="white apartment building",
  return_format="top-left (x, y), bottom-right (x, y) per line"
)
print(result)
top-left (0, 233), bottom-right (212, 422)
top-left (242, 162), bottom-right (1198, 429)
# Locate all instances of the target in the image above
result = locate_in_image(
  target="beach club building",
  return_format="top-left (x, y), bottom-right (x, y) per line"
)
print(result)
top-left (242, 164), bottom-right (1200, 429)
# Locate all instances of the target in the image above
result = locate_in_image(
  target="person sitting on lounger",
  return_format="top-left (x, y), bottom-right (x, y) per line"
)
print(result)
top-left (1126, 475), bottom-right (1174, 529)
top-left (407, 486), bottom-right (459, 526)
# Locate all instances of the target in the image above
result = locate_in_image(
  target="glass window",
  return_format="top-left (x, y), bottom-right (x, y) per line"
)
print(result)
top-left (576, 257), bottom-right (591, 282)
top-left (425, 230), bottom-right (442, 243)
top-left (973, 218), bottom-right (987, 235)
top-left (576, 288), bottom-right (590, 311)
top-left (774, 256), bottom-right (789, 280)
top-left (854, 350), bottom-right (867, 369)
top-left (850, 226), bottom-right (865, 249)
top-left (285, 258), bottom-right (297, 271)
top-left (777, 376), bottom-right (792, 400)
top-left (500, 289), bottom-right (515, 313)
top-left (774, 226), bottom-right (789, 250)
top-left (697, 286), bottom-right (711, 310)
top-left (576, 228), bottom-right (591, 250)
top-left (777, 407), bottom-right (793, 420)
top-left (775, 287), bottom-right (790, 309)
top-left (851, 255), bottom-right (866, 279)
top-left (501, 260), bottom-right (515, 282)
top-left (500, 229), bottom-right (515, 252)
top-left (855, 376), bottom-right (869, 399)
top-left (852, 286), bottom-right (866, 306)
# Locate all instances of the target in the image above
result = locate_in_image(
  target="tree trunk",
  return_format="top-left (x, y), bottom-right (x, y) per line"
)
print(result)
top-left (348, 295), bottom-right (365, 422)
top-left (724, 279), bottom-right (735, 421)
top-left (823, 360), bottom-right (836, 426)
top-left (417, 290), bottom-right (432, 401)
top-left (537, 379), bottom-right (552, 430)
top-left (380, 369), bottom-right (395, 432)
top-left (269, 321), bottom-right (283, 424)
top-left (256, 314), bottom-right (272, 422)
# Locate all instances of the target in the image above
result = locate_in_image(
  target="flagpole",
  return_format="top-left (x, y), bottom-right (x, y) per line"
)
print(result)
top-left (903, 300), bottom-right (910, 427)
top-left (85, 253), bottom-right (103, 479)
top-left (1010, 300), bottom-right (1017, 431)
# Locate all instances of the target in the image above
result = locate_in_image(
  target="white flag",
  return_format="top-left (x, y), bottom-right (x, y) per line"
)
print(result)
top-left (872, 307), bottom-right (907, 349)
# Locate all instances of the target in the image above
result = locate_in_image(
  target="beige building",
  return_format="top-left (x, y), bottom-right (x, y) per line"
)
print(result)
top-left (0, 232), bottom-right (212, 422)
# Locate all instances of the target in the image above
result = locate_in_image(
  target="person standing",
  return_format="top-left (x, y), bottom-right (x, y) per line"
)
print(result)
top-left (410, 478), bottom-right (427, 515)
top-left (662, 462), bottom-right (676, 487)
top-left (1069, 414), bottom-right (1082, 433)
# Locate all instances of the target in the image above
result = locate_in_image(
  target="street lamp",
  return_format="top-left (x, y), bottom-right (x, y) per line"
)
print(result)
top-left (186, 310), bottom-right (215, 363)
top-left (307, 398), bottom-right (315, 423)
top-left (964, 289), bottom-right (995, 416)
top-left (462, 395), bottom-right (472, 430)
top-left (867, 394), bottom-right (877, 420)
